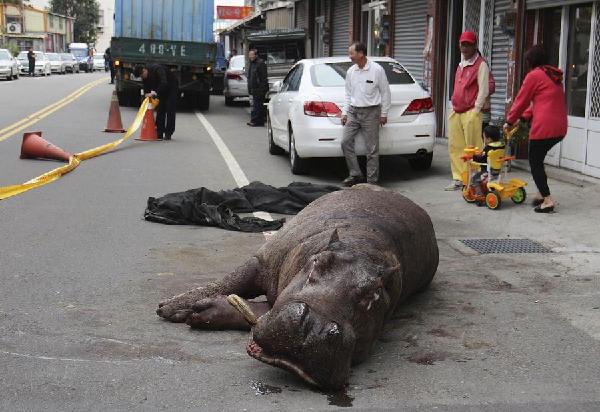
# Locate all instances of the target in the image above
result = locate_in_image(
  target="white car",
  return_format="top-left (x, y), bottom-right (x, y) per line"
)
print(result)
top-left (224, 55), bottom-right (248, 105)
top-left (92, 54), bottom-right (105, 71)
top-left (267, 57), bottom-right (435, 175)
top-left (46, 52), bottom-right (65, 74)
top-left (17, 51), bottom-right (51, 76)
top-left (0, 49), bottom-right (19, 80)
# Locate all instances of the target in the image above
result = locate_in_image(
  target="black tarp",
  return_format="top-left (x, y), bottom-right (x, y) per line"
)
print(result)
top-left (144, 182), bottom-right (340, 232)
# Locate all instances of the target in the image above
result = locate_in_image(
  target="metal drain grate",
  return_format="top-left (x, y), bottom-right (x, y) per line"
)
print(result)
top-left (460, 239), bottom-right (552, 254)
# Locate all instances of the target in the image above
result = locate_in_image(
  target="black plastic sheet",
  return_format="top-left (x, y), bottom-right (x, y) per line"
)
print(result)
top-left (144, 182), bottom-right (340, 232)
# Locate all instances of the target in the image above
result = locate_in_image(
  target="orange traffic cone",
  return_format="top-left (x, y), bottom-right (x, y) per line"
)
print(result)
top-left (20, 131), bottom-right (72, 162)
top-left (104, 90), bottom-right (126, 133)
top-left (136, 101), bottom-right (159, 141)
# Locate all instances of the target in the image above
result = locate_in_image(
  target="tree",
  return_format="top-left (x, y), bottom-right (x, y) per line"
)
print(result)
top-left (49, 0), bottom-right (100, 44)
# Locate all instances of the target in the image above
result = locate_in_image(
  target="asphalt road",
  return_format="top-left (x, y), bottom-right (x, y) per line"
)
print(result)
top-left (0, 73), bottom-right (599, 411)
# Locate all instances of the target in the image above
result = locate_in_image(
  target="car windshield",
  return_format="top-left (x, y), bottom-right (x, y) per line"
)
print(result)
top-left (0, 50), bottom-right (11, 60)
top-left (310, 61), bottom-right (415, 87)
top-left (71, 49), bottom-right (87, 58)
top-left (94, 55), bottom-right (104, 61)
top-left (17, 51), bottom-right (28, 60)
top-left (230, 55), bottom-right (245, 70)
top-left (47, 53), bottom-right (58, 60)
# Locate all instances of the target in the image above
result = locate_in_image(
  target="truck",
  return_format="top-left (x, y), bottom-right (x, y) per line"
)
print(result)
top-left (111, 0), bottom-right (216, 110)
top-left (69, 43), bottom-right (92, 72)
top-left (245, 29), bottom-right (307, 98)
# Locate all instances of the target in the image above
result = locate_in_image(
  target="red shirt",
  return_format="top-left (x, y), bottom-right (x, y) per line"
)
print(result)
top-left (507, 67), bottom-right (568, 140)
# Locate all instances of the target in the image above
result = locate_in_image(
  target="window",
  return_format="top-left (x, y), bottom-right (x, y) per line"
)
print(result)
top-left (59, 18), bottom-right (64, 30)
top-left (565, 3), bottom-right (592, 117)
top-left (540, 7), bottom-right (562, 69)
top-left (288, 64), bottom-right (304, 91)
top-left (310, 60), bottom-right (415, 87)
top-left (229, 55), bottom-right (245, 70)
top-left (98, 9), bottom-right (104, 27)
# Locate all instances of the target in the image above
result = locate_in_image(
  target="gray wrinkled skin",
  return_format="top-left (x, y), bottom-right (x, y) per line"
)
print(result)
top-left (157, 185), bottom-right (439, 389)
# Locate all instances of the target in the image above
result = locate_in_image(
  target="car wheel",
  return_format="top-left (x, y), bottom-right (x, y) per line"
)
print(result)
top-left (408, 152), bottom-right (433, 171)
top-left (224, 96), bottom-right (234, 106)
top-left (268, 115), bottom-right (284, 155)
top-left (288, 127), bottom-right (309, 175)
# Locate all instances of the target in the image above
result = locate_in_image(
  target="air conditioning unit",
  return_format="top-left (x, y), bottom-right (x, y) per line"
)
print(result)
top-left (7, 22), bottom-right (22, 34)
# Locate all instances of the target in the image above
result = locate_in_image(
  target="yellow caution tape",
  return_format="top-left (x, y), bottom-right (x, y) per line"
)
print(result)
top-left (0, 97), bottom-right (154, 201)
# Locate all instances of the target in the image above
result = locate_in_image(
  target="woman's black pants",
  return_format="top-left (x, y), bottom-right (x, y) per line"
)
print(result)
top-left (528, 137), bottom-right (563, 197)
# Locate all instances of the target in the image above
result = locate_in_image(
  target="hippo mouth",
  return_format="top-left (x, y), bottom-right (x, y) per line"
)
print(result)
top-left (246, 332), bottom-right (319, 387)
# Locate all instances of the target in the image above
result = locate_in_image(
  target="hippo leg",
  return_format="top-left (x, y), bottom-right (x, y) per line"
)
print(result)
top-left (156, 256), bottom-right (265, 323)
top-left (186, 296), bottom-right (271, 330)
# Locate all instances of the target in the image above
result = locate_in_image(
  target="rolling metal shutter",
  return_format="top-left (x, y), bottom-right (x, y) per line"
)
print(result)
top-left (295, 0), bottom-right (307, 29)
top-left (393, 0), bottom-right (427, 84)
top-left (490, 0), bottom-right (510, 121)
top-left (526, 0), bottom-right (590, 9)
top-left (331, 0), bottom-right (350, 56)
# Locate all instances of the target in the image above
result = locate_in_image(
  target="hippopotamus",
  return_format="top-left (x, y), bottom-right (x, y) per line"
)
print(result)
top-left (157, 185), bottom-right (438, 389)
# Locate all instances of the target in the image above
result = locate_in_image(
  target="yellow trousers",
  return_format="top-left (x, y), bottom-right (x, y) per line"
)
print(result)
top-left (448, 109), bottom-right (483, 180)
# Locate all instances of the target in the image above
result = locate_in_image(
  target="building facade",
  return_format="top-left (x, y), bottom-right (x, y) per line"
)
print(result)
top-left (275, 0), bottom-right (600, 179)
top-left (95, 0), bottom-right (115, 53)
top-left (0, 3), bottom-right (73, 52)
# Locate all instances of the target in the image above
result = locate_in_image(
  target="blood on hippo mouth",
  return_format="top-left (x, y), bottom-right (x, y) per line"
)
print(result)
top-left (246, 334), bottom-right (319, 387)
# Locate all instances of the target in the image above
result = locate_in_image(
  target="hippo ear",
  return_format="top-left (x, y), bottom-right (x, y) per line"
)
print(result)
top-left (381, 264), bottom-right (402, 284)
top-left (326, 228), bottom-right (340, 248)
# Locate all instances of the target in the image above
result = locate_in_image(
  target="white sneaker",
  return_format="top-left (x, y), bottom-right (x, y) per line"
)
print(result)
top-left (444, 180), bottom-right (463, 191)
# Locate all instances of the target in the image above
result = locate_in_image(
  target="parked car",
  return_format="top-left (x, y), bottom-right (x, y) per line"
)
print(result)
top-left (0, 48), bottom-right (19, 80)
top-left (224, 55), bottom-right (248, 106)
top-left (92, 54), bottom-right (105, 71)
top-left (17, 51), bottom-right (51, 76)
top-left (267, 57), bottom-right (435, 174)
top-left (46, 53), bottom-right (65, 74)
top-left (61, 53), bottom-right (79, 73)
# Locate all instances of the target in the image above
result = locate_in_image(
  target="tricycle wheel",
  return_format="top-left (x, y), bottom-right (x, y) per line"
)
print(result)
top-left (462, 186), bottom-right (477, 203)
top-left (511, 187), bottom-right (527, 204)
top-left (485, 191), bottom-right (501, 210)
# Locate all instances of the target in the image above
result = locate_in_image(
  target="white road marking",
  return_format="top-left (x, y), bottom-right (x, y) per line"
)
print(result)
top-left (194, 111), bottom-right (276, 239)
top-left (0, 350), bottom-right (179, 364)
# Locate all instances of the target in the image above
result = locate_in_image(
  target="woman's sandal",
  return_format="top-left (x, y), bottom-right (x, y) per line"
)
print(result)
top-left (531, 198), bottom-right (544, 207)
top-left (534, 205), bottom-right (555, 213)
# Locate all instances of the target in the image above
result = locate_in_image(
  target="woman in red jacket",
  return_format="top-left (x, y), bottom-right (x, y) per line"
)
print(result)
top-left (504, 46), bottom-right (567, 213)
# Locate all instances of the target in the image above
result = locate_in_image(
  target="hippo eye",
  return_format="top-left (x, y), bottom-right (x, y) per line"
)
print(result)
top-left (326, 322), bottom-right (340, 336)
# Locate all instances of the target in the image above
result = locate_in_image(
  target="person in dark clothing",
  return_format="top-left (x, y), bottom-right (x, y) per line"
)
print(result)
top-left (105, 48), bottom-right (115, 84)
top-left (134, 64), bottom-right (179, 140)
top-left (246, 49), bottom-right (268, 127)
top-left (27, 47), bottom-right (35, 77)
top-left (470, 125), bottom-right (505, 196)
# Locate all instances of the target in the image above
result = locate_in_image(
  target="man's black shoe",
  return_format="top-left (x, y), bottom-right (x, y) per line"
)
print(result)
top-left (342, 175), bottom-right (366, 187)
top-left (164, 134), bottom-right (172, 140)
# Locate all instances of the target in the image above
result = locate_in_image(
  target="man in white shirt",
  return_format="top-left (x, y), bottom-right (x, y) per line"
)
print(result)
top-left (341, 42), bottom-right (391, 186)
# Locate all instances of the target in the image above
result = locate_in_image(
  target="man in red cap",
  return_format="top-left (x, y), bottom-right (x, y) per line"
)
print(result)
top-left (445, 30), bottom-right (491, 190)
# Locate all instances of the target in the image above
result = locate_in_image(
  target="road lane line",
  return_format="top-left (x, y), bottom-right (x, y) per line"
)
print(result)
top-left (194, 111), bottom-right (276, 237)
top-left (0, 77), bottom-right (108, 142)
top-left (0, 78), bottom-right (102, 135)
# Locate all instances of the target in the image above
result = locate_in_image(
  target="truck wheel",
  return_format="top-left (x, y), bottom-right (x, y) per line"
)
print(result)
top-left (128, 90), bottom-right (141, 107)
top-left (197, 93), bottom-right (210, 111)
top-left (117, 90), bottom-right (128, 106)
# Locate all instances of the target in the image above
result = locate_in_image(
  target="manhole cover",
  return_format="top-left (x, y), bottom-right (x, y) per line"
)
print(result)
top-left (460, 239), bottom-right (552, 254)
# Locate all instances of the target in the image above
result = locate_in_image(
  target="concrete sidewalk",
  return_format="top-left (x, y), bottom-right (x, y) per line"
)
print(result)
top-left (368, 143), bottom-right (600, 409)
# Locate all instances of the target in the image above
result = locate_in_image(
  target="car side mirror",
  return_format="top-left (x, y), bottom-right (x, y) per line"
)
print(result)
top-left (273, 81), bottom-right (283, 93)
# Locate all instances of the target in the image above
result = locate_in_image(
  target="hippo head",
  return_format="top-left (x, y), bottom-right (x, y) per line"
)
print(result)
top-left (246, 229), bottom-right (400, 390)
